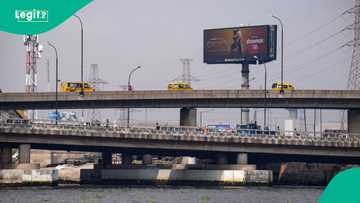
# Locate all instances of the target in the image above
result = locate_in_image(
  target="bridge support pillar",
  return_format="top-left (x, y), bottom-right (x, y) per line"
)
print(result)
top-left (348, 109), bottom-right (360, 134)
top-left (241, 63), bottom-right (250, 125)
top-left (102, 151), bottom-right (112, 168)
top-left (19, 144), bottom-right (31, 164)
top-left (0, 147), bottom-right (12, 169)
top-left (142, 154), bottom-right (152, 165)
top-left (216, 153), bottom-right (228, 165)
top-left (180, 107), bottom-right (197, 127)
top-left (121, 153), bottom-right (132, 165)
top-left (237, 153), bottom-right (248, 164)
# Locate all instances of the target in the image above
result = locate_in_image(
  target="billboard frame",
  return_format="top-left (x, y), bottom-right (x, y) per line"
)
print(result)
top-left (203, 25), bottom-right (277, 65)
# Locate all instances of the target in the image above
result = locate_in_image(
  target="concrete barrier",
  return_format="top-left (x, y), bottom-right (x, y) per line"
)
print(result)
top-left (81, 168), bottom-right (272, 186)
top-left (0, 169), bottom-right (58, 186)
top-left (16, 163), bottom-right (40, 170)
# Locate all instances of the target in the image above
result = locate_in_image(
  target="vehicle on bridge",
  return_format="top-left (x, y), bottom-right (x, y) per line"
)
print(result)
top-left (207, 124), bottom-right (232, 133)
top-left (271, 82), bottom-right (295, 91)
top-left (15, 110), bottom-right (28, 119)
top-left (60, 82), bottom-right (95, 93)
top-left (323, 129), bottom-right (348, 139)
top-left (236, 123), bottom-right (276, 136)
top-left (6, 118), bottom-right (30, 125)
top-left (167, 82), bottom-right (192, 91)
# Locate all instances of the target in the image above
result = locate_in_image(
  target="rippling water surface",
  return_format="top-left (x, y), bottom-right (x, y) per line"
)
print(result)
top-left (0, 185), bottom-right (323, 203)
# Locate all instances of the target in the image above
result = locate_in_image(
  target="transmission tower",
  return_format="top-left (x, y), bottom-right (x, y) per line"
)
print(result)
top-left (88, 64), bottom-right (108, 122)
top-left (24, 35), bottom-right (43, 120)
top-left (173, 58), bottom-right (199, 85)
top-left (341, 1), bottom-right (360, 129)
top-left (118, 85), bottom-right (128, 126)
top-left (348, 1), bottom-right (360, 90)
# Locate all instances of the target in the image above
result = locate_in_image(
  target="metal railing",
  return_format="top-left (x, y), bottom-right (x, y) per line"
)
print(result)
top-left (0, 119), bottom-right (359, 145)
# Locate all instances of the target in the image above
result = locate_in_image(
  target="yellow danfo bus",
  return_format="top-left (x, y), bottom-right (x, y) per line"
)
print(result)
top-left (167, 82), bottom-right (192, 91)
top-left (271, 82), bottom-right (295, 91)
top-left (60, 82), bottom-right (95, 92)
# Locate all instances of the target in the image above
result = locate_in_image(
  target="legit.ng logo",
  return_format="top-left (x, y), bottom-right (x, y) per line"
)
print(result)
top-left (15, 9), bottom-right (48, 23)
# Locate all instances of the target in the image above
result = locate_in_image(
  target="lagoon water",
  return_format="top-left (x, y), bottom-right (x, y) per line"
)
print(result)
top-left (0, 185), bottom-right (323, 203)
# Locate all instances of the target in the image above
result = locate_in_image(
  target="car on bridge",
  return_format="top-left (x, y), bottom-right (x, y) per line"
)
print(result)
top-left (323, 129), bottom-right (348, 139)
top-left (60, 81), bottom-right (95, 93)
top-left (167, 82), bottom-right (192, 91)
top-left (236, 123), bottom-right (276, 136)
top-left (271, 82), bottom-right (295, 91)
top-left (207, 124), bottom-right (232, 133)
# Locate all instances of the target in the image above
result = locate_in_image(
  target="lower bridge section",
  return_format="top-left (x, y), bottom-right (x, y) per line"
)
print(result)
top-left (1, 121), bottom-right (360, 171)
top-left (81, 168), bottom-right (273, 186)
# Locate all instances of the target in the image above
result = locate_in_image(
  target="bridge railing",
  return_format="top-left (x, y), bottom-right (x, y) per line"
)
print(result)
top-left (0, 119), bottom-right (358, 143)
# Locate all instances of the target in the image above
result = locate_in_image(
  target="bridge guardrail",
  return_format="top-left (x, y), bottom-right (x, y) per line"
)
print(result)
top-left (0, 119), bottom-right (359, 145)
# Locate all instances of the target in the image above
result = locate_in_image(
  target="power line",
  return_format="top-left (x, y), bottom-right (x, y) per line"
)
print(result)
top-left (196, 68), bottom-right (240, 83)
top-left (291, 57), bottom-right (349, 82)
top-left (286, 6), bottom-right (356, 46)
top-left (269, 40), bottom-right (353, 82)
top-left (287, 25), bottom-right (352, 59)
top-left (341, 1), bottom-right (360, 129)
top-left (194, 67), bottom-right (236, 79)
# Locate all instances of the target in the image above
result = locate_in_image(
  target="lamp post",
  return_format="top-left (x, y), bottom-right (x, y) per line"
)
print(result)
top-left (272, 15), bottom-right (284, 94)
top-left (263, 63), bottom-right (268, 129)
top-left (254, 56), bottom-right (267, 128)
top-left (199, 109), bottom-right (214, 127)
top-left (48, 41), bottom-right (59, 125)
top-left (73, 14), bottom-right (84, 96)
top-left (127, 66), bottom-right (142, 128)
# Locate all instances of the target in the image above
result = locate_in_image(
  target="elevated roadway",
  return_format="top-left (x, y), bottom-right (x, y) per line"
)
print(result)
top-left (0, 90), bottom-right (360, 110)
top-left (1, 121), bottom-right (360, 159)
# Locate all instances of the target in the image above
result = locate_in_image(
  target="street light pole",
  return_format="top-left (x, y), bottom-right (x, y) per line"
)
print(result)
top-left (272, 15), bottom-right (284, 94)
top-left (199, 109), bottom-right (213, 127)
top-left (254, 56), bottom-right (267, 128)
top-left (263, 63), bottom-right (268, 129)
top-left (48, 42), bottom-right (59, 125)
top-left (127, 66), bottom-right (142, 128)
top-left (73, 15), bottom-right (84, 96)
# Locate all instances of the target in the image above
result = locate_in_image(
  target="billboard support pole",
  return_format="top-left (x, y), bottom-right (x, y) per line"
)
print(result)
top-left (241, 63), bottom-right (250, 124)
top-left (272, 15), bottom-right (284, 94)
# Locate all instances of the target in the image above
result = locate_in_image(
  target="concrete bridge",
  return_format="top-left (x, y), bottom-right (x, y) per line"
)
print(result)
top-left (1, 120), bottom-right (360, 169)
top-left (1, 90), bottom-right (360, 109)
top-left (1, 89), bottom-right (360, 132)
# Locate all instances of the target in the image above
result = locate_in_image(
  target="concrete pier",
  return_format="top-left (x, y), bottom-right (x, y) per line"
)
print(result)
top-left (237, 153), bottom-right (248, 164)
top-left (121, 153), bottom-right (131, 165)
top-left (0, 169), bottom-right (58, 186)
top-left (142, 154), bottom-right (152, 165)
top-left (19, 144), bottom-right (31, 164)
top-left (102, 151), bottom-right (112, 168)
top-left (348, 109), bottom-right (360, 134)
top-left (0, 147), bottom-right (12, 169)
top-left (81, 168), bottom-right (273, 186)
top-left (241, 63), bottom-right (250, 124)
top-left (180, 107), bottom-right (197, 127)
top-left (216, 153), bottom-right (228, 165)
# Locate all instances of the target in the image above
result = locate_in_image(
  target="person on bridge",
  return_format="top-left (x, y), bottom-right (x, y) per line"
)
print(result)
top-left (156, 122), bottom-right (160, 130)
top-left (106, 119), bottom-right (110, 128)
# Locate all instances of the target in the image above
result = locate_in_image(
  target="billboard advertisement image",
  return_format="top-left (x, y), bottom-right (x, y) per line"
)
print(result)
top-left (204, 25), bottom-right (277, 64)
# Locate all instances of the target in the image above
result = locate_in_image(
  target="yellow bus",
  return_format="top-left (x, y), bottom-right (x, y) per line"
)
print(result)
top-left (60, 82), bottom-right (95, 93)
top-left (167, 82), bottom-right (192, 91)
top-left (271, 82), bottom-right (295, 91)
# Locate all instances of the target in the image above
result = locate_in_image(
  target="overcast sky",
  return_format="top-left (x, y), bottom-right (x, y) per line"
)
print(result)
top-left (0, 0), bottom-right (355, 128)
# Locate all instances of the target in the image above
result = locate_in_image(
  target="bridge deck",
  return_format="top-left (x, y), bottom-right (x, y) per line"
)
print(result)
top-left (0, 90), bottom-right (360, 109)
top-left (1, 121), bottom-right (360, 157)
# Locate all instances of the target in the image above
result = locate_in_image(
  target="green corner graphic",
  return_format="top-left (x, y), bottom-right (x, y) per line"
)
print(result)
top-left (318, 167), bottom-right (360, 203)
top-left (0, 0), bottom-right (93, 35)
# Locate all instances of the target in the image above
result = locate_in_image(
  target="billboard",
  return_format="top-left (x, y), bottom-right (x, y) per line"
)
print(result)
top-left (203, 25), bottom-right (277, 64)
